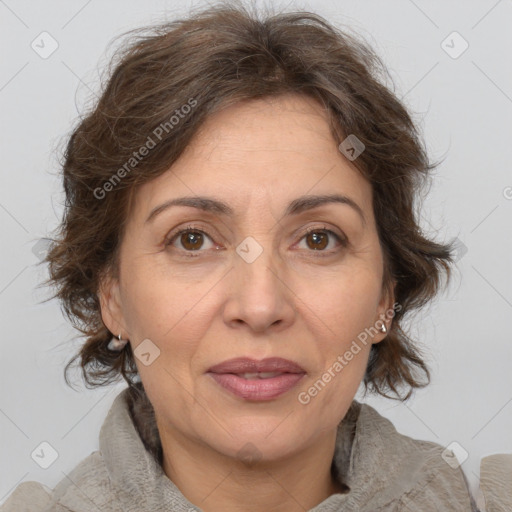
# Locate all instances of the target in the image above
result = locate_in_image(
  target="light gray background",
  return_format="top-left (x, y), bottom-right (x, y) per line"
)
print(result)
top-left (1, 0), bottom-right (511, 505)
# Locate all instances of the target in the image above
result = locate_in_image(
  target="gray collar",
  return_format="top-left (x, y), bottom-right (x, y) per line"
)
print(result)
top-left (96, 384), bottom-right (456, 511)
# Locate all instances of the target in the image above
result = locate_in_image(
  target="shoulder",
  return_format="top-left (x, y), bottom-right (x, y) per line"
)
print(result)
top-left (480, 453), bottom-right (512, 510)
top-left (0, 481), bottom-right (52, 512)
top-left (1, 451), bottom-right (118, 512)
top-left (354, 402), bottom-right (476, 511)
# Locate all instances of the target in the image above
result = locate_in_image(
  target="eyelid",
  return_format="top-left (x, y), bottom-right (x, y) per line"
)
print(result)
top-left (294, 225), bottom-right (348, 252)
top-left (164, 223), bottom-right (348, 253)
top-left (300, 224), bottom-right (346, 241)
top-left (164, 223), bottom-right (216, 247)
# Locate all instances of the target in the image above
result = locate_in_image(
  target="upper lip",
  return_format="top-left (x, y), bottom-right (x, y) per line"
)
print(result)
top-left (207, 357), bottom-right (305, 374)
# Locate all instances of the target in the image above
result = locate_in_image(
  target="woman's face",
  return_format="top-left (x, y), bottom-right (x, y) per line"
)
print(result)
top-left (100, 93), bottom-right (394, 462)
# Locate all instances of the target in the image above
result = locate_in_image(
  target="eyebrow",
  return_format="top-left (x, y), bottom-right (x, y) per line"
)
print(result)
top-left (145, 193), bottom-right (366, 226)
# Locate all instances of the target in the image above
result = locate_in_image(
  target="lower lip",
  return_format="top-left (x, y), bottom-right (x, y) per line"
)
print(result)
top-left (208, 372), bottom-right (305, 401)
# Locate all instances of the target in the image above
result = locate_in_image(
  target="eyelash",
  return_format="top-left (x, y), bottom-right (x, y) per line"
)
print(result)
top-left (164, 224), bottom-right (348, 258)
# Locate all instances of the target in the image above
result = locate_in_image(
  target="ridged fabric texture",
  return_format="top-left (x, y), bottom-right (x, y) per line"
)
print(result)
top-left (3, 384), bottom-right (506, 511)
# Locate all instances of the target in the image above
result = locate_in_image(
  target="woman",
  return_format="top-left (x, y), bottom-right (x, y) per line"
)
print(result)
top-left (2, 2), bottom-right (480, 511)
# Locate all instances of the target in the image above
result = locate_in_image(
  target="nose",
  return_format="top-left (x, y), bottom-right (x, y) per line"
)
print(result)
top-left (222, 242), bottom-right (296, 334)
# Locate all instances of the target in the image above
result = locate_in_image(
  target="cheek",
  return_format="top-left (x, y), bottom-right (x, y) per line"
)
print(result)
top-left (124, 273), bottom-right (210, 419)
top-left (119, 269), bottom-right (214, 407)
top-left (296, 267), bottom-right (381, 403)
top-left (120, 254), bottom-right (213, 341)
top-left (299, 265), bottom-right (382, 339)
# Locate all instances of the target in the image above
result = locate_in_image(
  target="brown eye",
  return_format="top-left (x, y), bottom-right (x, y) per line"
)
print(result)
top-left (180, 231), bottom-right (204, 250)
top-left (305, 231), bottom-right (329, 250)
top-left (297, 227), bottom-right (346, 253)
top-left (166, 227), bottom-right (215, 252)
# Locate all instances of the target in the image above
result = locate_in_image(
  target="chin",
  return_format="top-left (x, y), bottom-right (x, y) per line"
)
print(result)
top-left (202, 417), bottom-right (311, 462)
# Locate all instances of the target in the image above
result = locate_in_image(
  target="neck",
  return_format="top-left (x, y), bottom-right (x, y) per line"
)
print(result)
top-left (158, 424), bottom-right (346, 512)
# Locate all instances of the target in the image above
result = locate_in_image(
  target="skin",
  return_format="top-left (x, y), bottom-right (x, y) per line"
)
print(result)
top-left (99, 93), bottom-right (395, 512)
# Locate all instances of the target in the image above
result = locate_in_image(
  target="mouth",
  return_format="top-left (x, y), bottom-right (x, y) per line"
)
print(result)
top-left (207, 357), bottom-right (306, 401)
top-left (235, 371), bottom-right (288, 379)
top-left (207, 356), bottom-right (305, 375)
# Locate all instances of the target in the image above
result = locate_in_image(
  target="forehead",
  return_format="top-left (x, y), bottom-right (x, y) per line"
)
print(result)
top-left (132, 94), bottom-right (373, 221)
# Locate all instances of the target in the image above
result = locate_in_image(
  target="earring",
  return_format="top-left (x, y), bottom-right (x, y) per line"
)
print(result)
top-left (107, 333), bottom-right (128, 351)
top-left (380, 323), bottom-right (387, 334)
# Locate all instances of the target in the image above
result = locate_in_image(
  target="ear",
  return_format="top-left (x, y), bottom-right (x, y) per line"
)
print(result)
top-left (97, 271), bottom-right (127, 338)
top-left (372, 279), bottom-right (397, 345)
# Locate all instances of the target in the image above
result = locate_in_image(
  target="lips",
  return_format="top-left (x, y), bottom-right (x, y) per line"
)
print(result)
top-left (207, 357), bottom-right (306, 401)
top-left (207, 357), bottom-right (305, 375)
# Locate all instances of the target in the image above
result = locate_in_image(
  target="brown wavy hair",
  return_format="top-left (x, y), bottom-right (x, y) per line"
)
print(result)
top-left (41, 0), bottom-right (455, 400)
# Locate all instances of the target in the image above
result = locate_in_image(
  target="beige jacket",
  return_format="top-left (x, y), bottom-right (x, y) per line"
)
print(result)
top-left (1, 385), bottom-right (504, 511)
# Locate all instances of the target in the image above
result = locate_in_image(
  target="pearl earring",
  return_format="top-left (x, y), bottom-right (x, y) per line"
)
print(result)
top-left (107, 333), bottom-right (128, 351)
